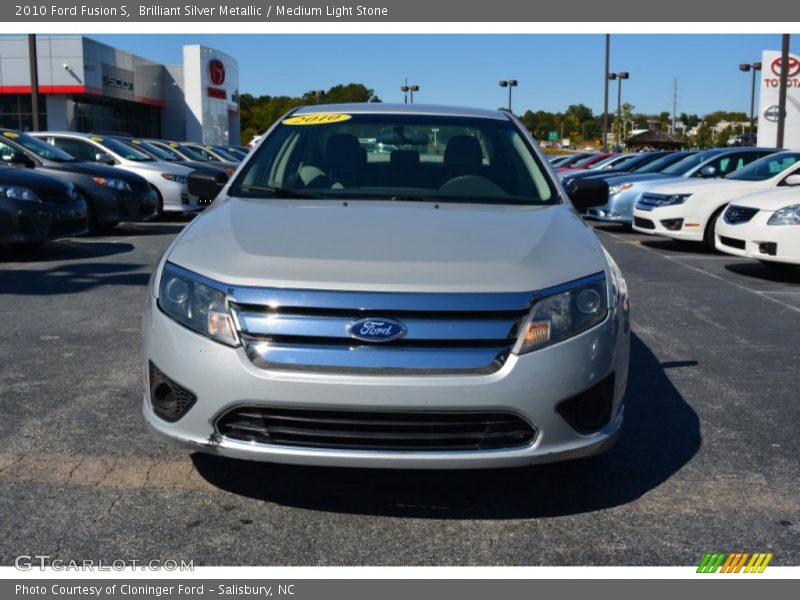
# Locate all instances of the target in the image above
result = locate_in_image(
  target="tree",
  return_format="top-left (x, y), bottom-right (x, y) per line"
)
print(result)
top-left (239, 83), bottom-right (381, 143)
top-left (693, 122), bottom-right (714, 149)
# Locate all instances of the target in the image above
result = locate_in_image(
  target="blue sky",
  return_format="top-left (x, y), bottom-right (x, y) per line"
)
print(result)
top-left (91, 34), bottom-right (799, 116)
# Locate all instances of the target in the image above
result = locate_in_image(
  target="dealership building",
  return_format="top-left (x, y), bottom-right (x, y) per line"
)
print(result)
top-left (0, 36), bottom-right (240, 144)
top-left (757, 50), bottom-right (800, 149)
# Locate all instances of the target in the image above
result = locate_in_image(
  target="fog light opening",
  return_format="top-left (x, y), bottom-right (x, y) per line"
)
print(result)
top-left (148, 361), bottom-right (197, 422)
top-left (556, 374), bottom-right (615, 434)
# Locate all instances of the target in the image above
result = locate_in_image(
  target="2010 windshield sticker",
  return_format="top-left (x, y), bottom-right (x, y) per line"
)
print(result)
top-left (282, 114), bottom-right (352, 126)
top-left (2, 131), bottom-right (19, 138)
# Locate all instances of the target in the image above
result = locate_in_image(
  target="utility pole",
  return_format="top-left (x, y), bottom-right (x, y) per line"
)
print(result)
top-left (28, 34), bottom-right (40, 131)
top-left (671, 79), bottom-right (677, 135)
top-left (602, 34), bottom-right (610, 151)
top-left (776, 34), bottom-right (791, 148)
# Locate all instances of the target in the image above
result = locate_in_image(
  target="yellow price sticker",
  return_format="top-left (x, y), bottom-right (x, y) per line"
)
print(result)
top-left (169, 143), bottom-right (179, 148)
top-left (2, 131), bottom-right (19, 138)
top-left (90, 136), bottom-right (104, 142)
top-left (283, 113), bottom-right (352, 126)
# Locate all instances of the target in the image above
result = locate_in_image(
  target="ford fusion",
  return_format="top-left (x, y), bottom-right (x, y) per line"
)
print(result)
top-left (143, 104), bottom-right (630, 469)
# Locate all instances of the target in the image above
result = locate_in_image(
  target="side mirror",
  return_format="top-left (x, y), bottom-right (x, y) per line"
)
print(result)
top-left (95, 152), bottom-right (114, 165)
top-left (566, 178), bottom-right (609, 210)
top-left (3, 152), bottom-right (35, 168)
top-left (699, 165), bottom-right (717, 178)
top-left (188, 169), bottom-right (229, 200)
top-left (783, 174), bottom-right (800, 186)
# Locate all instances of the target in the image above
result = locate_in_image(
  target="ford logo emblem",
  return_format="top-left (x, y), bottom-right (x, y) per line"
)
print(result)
top-left (346, 317), bottom-right (407, 343)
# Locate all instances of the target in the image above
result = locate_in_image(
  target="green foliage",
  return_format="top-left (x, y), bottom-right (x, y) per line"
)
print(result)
top-left (240, 83), bottom-right (381, 144)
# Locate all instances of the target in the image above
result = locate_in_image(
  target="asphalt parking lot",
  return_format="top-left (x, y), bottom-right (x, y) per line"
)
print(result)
top-left (0, 218), bottom-right (798, 566)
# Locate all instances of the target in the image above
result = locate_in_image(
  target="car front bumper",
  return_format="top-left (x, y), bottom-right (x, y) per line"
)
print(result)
top-left (142, 291), bottom-right (630, 469)
top-left (631, 204), bottom-right (705, 241)
top-left (0, 197), bottom-right (87, 244)
top-left (584, 189), bottom-right (640, 224)
top-left (715, 213), bottom-right (800, 265)
top-left (91, 186), bottom-right (158, 223)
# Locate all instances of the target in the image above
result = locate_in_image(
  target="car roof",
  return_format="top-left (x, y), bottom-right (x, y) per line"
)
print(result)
top-left (291, 103), bottom-right (510, 121)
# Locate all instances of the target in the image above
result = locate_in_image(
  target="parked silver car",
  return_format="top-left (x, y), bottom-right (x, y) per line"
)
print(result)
top-left (31, 132), bottom-right (201, 215)
top-left (143, 104), bottom-right (630, 469)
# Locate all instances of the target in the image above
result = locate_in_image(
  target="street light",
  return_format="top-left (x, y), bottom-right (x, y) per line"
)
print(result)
top-left (308, 90), bottom-right (325, 104)
top-left (739, 62), bottom-right (762, 146)
top-left (498, 79), bottom-right (518, 113)
top-left (401, 82), bottom-right (419, 104)
top-left (608, 72), bottom-right (629, 150)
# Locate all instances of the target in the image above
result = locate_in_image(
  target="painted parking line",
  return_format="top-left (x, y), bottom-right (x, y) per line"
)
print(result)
top-left (597, 228), bottom-right (800, 315)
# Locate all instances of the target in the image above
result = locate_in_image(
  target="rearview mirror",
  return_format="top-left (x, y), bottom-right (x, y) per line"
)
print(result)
top-left (2, 152), bottom-right (35, 168)
top-left (95, 152), bottom-right (114, 165)
top-left (376, 130), bottom-right (429, 146)
top-left (699, 165), bottom-right (717, 178)
top-left (566, 178), bottom-right (609, 210)
top-left (188, 169), bottom-right (229, 200)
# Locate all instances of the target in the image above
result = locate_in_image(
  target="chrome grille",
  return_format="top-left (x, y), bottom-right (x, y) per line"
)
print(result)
top-left (230, 287), bottom-right (535, 374)
top-left (635, 193), bottom-right (667, 211)
top-left (723, 205), bottom-right (759, 225)
top-left (216, 406), bottom-right (537, 451)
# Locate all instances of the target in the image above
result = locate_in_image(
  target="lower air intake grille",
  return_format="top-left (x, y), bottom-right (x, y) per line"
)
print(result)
top-left (634, 216), bottom-right (655, 230)
top-left (216, 407), bottom-right (536, 451)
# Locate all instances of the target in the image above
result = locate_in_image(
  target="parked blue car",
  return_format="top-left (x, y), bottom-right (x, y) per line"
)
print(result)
top-left (583, 147), bottom-right (778, 225)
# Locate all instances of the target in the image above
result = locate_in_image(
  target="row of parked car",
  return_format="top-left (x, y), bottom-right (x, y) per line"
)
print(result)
top-left (0, 129), bottom-right (248, 245)
top-left (549, 148), bottom-right (800, 268)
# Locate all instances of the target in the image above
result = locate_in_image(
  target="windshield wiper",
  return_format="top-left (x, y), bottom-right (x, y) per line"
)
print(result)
top-left (237, 184), bottom-right (331, 199)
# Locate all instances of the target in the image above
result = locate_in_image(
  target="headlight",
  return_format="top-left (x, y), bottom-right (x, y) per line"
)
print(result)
top-left (0, 185), bottom-right (40, 202)
top-left (767, 204), bottom-right (800, 225)
top-left (655, 194), bottom-right (691, 206)
top-left (515, 275), bottom-right (609, 354)
top-left (161, 173), bottom-right (187, 184)
top-left (608, 182), bottom-right (633, 196)
top-left (92, 177), bottom-right (131, 191)
top-left (157, 264), bottom-right (239, 346)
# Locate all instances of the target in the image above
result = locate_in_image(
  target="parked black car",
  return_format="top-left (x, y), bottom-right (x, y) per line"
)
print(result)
top-left (0, 129), bottom-right (157, 231)
top-left (0, 163), bottom-right (87, 245)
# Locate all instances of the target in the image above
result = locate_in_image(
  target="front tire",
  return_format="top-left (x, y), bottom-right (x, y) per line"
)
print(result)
top-left (703, 206), bottom-right (726, 249)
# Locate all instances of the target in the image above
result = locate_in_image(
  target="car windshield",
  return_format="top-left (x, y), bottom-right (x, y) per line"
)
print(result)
top-left (128, 140), bottom-right (181, 161)
top-left (231, 112), bottom-right (557, 205)
top-left (168, 143), bottom-right (209, 161)
top-left (634, 152), bottom-right (692, 173)
top-left (93, 136), bottom-right (153, 161)
top-left (659, 151), bottom-right (717, 176)
top-left (602, 154), bottom-right (646, 170)
top-left (726, 152), bottom-right (800, 181)
top-left (11, 132), bottom-right (75, 162)
top-left (572, 154), bottom-right (605, 168)
top-left (203, 146), bottom-right (239, 161)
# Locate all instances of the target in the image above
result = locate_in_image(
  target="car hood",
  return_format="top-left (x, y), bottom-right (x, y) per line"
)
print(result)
top-left (166, 199), bottom-right (607, 293)
top-left (0, 165), bottom-right (72, 194)
top-left (647, 178), bottom-right (768, 196)
top-left (42, 160), bottom-right (148, 184)
top-left (727, 187), bottom-right (800, 211)
top-left (128, 160), bottom-right (192, 175)
top-left (603, 172), bottom-right (681, 186)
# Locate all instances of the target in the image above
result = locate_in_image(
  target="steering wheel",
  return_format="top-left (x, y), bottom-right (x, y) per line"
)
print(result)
top-left (438, 175), bottom-right (506, 197)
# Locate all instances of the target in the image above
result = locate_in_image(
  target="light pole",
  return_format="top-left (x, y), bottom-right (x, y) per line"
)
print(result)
top-left (602, 34), bottom-right (610, 151)
top-left (401, 80), bottom-right (419, 104)
top-left (608, 71), bottom-right (629, 150)
top-left (498, 79), bottom-right (518, 113)
top-left (739, 62), bottom-right (762, 146)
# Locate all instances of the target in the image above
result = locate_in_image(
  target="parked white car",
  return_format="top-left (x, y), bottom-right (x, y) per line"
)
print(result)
top-left (632, 151), bottom-right (800, 246)
top-left (715, 186), bottom-right (800, 267)
top-left (31, 132), bottom-right (201, 214)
